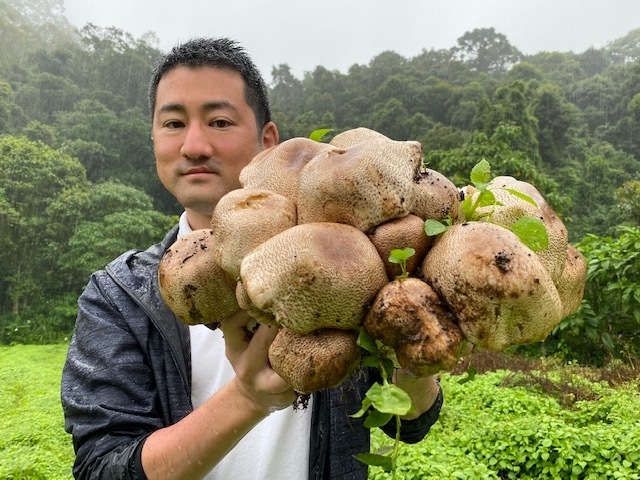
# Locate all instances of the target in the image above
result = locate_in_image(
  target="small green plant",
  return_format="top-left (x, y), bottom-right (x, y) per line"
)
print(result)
top-left (387, 247), bottom-right (415, 278)
top-left (309, 128), bottom-right (333, 142)
top-left (351, 248), bottom-right (418, 477)
top-left (424, 159), bottom-right (549, 252)
top-left (352, 328), bottom-right (412, 476)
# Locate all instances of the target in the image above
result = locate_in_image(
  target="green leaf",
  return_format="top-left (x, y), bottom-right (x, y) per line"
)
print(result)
top-left (360, 356), bottom-right (380, 369)
top-left (470, 159), bottom-right (491, 190)
top-left (363, 409), bottom-right (393, 428)
top-left (357, 328), bottom-right (379, 354)
top-left (503, 188), bottom-right (538, 206)
top-left (462, 196), bottom-right (475, 220)
top-left (389, 247), bottom-right (415, 264)
top-left (309, 128), bottom-right (332, 142)
top-left (511, 216), bottom-right (549, 252)
top-left (354, 452), bottom-right (393, 471)
top-left (424, 219), bottom-right (449, 236)
top-left (476, 190), bottom-right (498, 208)
top-left (457, 366), bottom-right (478, 384)
top-left (366, 382), bottom-right (412, 415)
top-left (349, 397), bottom-right (372, 418)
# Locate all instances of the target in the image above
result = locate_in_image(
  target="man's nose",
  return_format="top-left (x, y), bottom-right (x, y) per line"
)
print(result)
top-left (181, 123), bottom-right (214, 159)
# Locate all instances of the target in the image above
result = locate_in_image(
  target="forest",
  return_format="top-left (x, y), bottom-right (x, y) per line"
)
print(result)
top-left (0, 0), bottom-right (638, 364)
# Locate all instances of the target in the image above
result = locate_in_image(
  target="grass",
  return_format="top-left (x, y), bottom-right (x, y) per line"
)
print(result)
top-left (0, 344), bottom-right (74, 480)
top-left (3, 344), bottom-right (639, 479)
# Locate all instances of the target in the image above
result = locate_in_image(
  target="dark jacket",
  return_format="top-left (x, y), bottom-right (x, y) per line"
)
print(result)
top-left (61, 226), bottom-right (442, 480)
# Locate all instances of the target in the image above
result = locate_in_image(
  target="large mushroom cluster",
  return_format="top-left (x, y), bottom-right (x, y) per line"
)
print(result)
top-left (158, 128), bottom-right (587, 394)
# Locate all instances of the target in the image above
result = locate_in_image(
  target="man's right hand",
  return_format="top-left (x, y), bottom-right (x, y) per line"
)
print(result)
top-left (220, 310), bottom-right (297, 414)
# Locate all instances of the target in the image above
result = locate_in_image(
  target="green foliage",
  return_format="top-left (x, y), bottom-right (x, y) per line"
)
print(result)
top-left (553, 226), bottom-right (640, 363)
top-left (0, 136), bottom-right (174, 343)
top-left (353, 328), bottom-right (411, 474)
top-left (387, 248), bottom-right (415, 278)
top-left (3, 345), bottom-right (640, 479)
top-left (370, 371), bottom-right (640, 479)
top-left (426, 159), bottom-right (549, 252)
top-left (0, 344), bottom-right (74, 480)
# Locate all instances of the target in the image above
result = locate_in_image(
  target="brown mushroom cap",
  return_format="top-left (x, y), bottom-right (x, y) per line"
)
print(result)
top-left (158, 229), bottom-right (239, 328)
top-left (411, 168), bottom-right (462, 223)
top-left (210, 188), bottom-right (297, 279)
top-left (235, 281), bottom-right (278, 326)
top-left (472, 176), bottom-right (569, 282)
top-left (367, 214), bottom-right (432, 281)
top-left (239, 222), bottom-right (389, 334)
top-left (555, 244), bottom-right (588, 317)
top-left (297, 137), bottom-right (422, 232)
top-left (364, 277), bottom-right (465, 377)
top-left (329, 126), bottom-right (390, 148)
top-left (239, 137), bottom-right (334, 203)
top-left (422, 222), bottom-right (563, 351)
top-left (268, 327), bottom-right (361, 394)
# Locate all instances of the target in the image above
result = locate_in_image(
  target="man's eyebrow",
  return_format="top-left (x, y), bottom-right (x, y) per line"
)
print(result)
top-left (157, 101), bottom-right (238, 114)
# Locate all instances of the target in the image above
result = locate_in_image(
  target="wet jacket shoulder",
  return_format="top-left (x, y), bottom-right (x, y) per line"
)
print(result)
top-left (61, 226), bottom-right (191, 480)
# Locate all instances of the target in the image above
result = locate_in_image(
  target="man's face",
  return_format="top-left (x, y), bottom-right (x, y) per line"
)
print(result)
top-left (152, 66), bottom-right (277, 228)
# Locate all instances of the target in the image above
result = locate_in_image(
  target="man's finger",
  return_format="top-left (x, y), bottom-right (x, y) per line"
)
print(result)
top-left (220, 310), bottom-right (254, 353)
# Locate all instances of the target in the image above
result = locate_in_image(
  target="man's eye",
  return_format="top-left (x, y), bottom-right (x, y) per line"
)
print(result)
top-left (211, 119), bottom-right (231, 128)
top-left (165, 121), bottom-right (184, 129)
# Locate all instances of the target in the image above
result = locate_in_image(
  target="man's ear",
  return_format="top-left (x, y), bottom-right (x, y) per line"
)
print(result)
top-left (261, 121), bottom-right (279, 149)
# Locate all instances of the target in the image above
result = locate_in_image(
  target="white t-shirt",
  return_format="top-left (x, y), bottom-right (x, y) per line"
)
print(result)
top-left (179, 213), bottom-right (312, 480)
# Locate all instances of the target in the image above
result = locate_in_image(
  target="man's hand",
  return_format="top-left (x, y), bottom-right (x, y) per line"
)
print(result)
top-left (393, 370), bottom-right (440, 420)
top-left (220, 311), bottom-right (297, 414)
top-left (142, 311), bottom-right (296, 479)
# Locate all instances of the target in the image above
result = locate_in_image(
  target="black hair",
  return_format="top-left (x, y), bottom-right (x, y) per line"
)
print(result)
top-left (148, 37), bottom-right (271, 128)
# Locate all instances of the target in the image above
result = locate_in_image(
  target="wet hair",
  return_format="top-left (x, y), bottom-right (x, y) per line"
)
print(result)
top-left (148, 37), bottom-right (271, 128)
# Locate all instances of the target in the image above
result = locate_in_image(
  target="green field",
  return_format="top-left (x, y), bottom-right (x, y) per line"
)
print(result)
top-left (2, 345), bottom-right (639, 479)
top-left (0, 344), bottom-right (74, 480)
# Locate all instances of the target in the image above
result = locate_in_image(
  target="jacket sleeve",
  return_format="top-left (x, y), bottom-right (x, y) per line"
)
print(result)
top-left (61, 270), bottom-right (168, 480)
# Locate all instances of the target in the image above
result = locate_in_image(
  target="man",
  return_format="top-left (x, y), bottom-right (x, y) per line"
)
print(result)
top-left (61, 37), bottom-right (443, 480)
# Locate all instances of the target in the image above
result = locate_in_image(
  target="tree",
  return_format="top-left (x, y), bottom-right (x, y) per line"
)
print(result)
top-left (0, 135), bottom-right (88, 315)
top-left (475, 80), bottom-right (541, 164)
top-left (615, 180), bottom-right (640, 225)
top-left (453, 28), bottom-right (522, 74)
top-left (55, 182), bottom-right (175, 288)
top-left (532, 84), bottom-right (580, 167)
top-left (607, 28), bottom-right (640, 64)
top-left (0, 80), bottom-right (13, 134)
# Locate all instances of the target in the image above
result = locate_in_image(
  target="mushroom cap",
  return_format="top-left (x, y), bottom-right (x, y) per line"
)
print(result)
top-left (472, 176), bottom-right (569, 282)
top-left (235, 281), bottom-right (279, 326)
top-left (411, 168), bottom-right (462, 223)
top-left (364, 277), bottom-right (464, 377)
top-left (239, 222), bottom-right (389, 334)
top-left (158, 229), bottom-right (239, 327)
top-left (297, 137), bottom-right (422, 232)
top-left (422, 222), bottom-right (563, 351)
top-left (210, 188), bottom-right (297, 279)
top-left (239, 137), bottom-right (333, 203)
top-left (329, 126), bottom-right (390, 148)
top-left (367, 214), bottom-right (432, 281)
top-left (268, 327), bottom-right (361, 394)
top-left (555, 244), bottom-right (588, 317)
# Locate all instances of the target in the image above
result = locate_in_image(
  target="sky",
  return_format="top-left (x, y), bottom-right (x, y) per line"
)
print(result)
top-left (62, 0), bottom-right (640, 80)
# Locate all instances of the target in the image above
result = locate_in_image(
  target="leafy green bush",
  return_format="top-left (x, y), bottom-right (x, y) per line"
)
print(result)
top-left (370, 370), bottom-right (640, 479)
top-left (553, 226), bottom-right (640, 364)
